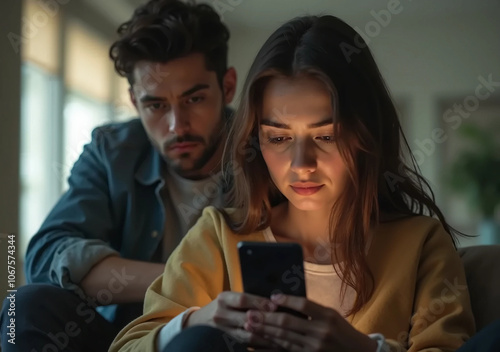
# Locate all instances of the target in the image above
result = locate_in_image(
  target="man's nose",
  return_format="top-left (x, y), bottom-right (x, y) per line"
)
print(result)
top-left (290, 139), bottom-right (317, 175)
top-left (167, 106), bottom-right (190, 134)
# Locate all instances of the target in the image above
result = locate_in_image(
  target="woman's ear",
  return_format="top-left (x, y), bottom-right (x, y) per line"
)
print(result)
top-left (222, 67), bottom-right (237, 104)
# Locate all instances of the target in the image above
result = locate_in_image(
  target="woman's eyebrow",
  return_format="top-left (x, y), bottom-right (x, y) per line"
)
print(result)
top-left (260, 119), bottom-right (290, 129)
top-left (308, 118), bottom-right (334, 128)
top-left (260, 118), bottom-right (333, 129)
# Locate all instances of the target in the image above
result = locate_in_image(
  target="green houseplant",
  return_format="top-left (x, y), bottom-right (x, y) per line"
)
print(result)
top-left (447, 123), bottom-right (500, 243)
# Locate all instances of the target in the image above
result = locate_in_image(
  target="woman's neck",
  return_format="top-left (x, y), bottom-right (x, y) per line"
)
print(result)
top-left (270, 202), bottom-right (336, 264)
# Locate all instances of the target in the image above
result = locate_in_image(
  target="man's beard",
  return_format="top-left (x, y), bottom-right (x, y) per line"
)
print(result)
top-left (163, 111), bottom-right (227, 178)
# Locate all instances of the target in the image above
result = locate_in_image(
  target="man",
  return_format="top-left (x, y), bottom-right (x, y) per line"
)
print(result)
top-left (0, 0), bottom-right (236, 350)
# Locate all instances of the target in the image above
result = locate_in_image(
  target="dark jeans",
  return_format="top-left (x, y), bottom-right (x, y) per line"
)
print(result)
top-left (163, 320), bottom-right (500, 352)
top-left (457, 318), bottom-right (500, 352)
top-left (0, 284), bottom-right (122, 352)
top-left (163, 325), bottom-right (249, 352)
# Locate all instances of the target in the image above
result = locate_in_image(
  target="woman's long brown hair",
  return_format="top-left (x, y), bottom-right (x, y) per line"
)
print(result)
top-left (222, 15), bottom-right (463, 316)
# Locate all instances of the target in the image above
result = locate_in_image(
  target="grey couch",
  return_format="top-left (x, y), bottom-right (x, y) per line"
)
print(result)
top-left (459, 245), bottom-right (500, 331)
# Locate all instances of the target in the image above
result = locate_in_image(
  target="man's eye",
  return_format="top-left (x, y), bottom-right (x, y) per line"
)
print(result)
top-left (147, 103), bottom-right (167, 111)
top-left (187, 96), bottom-right (204, 104)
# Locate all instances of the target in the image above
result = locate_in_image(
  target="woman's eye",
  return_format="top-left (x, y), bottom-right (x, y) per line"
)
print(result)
top-left (316, 135), bottom-right (335, 143)
top-left (268, 136), bottom-right (290, 144)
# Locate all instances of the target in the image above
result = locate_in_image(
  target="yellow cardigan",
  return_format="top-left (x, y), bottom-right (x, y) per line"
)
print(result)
top-left (110, 206), bottom-right (475, 352)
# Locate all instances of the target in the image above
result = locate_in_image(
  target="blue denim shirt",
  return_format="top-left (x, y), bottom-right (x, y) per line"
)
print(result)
top-left (25, 118), bottom-right (167, 325)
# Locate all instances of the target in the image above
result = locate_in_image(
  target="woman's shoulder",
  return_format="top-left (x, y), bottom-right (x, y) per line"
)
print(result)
top-left (369, 215), bottom-right (458, 271)
top-left (193, 206), bottom-right (265, 241)
top-left (191, 206), bottom-right (235, 233)
top-left (379, 213), bottom-right (442, 228)
top-left (198, 206), bottom-right (243, 227)
top-left (376, 214), bottom-right (450, 246)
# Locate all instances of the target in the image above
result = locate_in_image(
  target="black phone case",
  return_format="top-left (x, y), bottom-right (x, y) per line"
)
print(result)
top-left (238, 241), bottom-right (307, 298)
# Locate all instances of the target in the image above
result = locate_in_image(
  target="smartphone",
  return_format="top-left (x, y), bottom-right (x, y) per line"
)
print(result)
top-left (238, 241), bottom-right (307, 301)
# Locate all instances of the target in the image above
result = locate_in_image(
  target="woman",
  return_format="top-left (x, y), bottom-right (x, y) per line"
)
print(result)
top-left (110, 15), bottom-right (476, 352)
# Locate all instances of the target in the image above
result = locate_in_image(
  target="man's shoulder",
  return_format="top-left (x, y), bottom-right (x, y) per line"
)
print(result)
top-left (91, 118), bottom-right (149, 150)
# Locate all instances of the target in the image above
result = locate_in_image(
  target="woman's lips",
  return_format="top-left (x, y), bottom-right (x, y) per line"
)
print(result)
top-left (290, 183), bottom-right (324, 195)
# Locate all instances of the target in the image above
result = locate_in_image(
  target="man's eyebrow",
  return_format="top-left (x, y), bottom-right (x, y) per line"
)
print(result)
top-left (138, 83), bottom-right (210, 102)
top-left (260, 117), bottom-right (333, 129)
top-left (139, 95), bottom-right (166, 103)
top-left (180, 84), bottom-right (210, 97)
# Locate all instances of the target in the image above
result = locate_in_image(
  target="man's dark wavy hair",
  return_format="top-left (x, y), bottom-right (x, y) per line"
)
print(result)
top-left (110, 0), bottom-right (229, 86)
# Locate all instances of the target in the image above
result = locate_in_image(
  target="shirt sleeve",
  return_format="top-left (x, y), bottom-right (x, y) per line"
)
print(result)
top-left (155, 307), bottom-right (200, 351)
top-left (386, 221), bottom-right (475, 351)
top-left (24, 127), bottom-right (120, 290)
top-left (109, 207), bottom-right (228, 352)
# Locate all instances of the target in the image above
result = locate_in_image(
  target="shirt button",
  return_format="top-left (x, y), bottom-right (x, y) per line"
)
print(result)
top-left (151, 230), bottom-right (159, 238)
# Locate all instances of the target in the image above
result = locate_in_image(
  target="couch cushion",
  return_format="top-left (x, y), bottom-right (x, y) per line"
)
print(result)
top-left (459, 245), bottom-right (500, 331)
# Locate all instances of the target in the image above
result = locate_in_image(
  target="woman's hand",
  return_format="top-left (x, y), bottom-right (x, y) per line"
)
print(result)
top-left (185, 291), bottom-right (281, 349)
top-left (244, 294), bottom-right (378, 352)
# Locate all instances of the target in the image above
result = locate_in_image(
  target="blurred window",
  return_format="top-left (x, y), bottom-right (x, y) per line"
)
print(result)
top-left (19, 0), bottom-right (135, 254)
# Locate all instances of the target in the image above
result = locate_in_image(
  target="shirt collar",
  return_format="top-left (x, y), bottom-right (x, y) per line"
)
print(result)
top-left (135, 145), bottom-right (163, 185)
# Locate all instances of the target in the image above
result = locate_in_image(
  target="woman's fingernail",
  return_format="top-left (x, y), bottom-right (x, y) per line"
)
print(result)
top-left (270, 293), bottom-right (285, 303)
top-left (248, 310), bottom-right (264, 324)
top-left (264, 301), bottom-right (276, 311)
top-left (244, 322), bottom-right (254, 331)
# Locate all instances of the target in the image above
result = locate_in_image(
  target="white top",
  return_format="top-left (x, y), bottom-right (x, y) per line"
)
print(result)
top-left (262, 227), bottom-right (357, 317)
